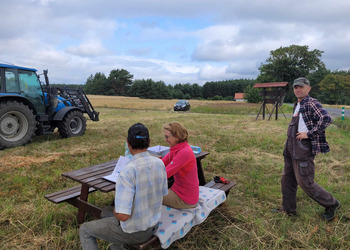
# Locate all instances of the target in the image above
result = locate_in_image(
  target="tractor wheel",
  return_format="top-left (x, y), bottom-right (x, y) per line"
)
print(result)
top-left (57, 110), bottom-right (87, 138)
top-left (0, 101), bottom-right (36, 149)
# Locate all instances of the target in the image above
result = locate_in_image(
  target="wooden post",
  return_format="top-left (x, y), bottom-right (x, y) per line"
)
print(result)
top-left (262, 89), bottom-right (266, 120)
top-left (77, 183), bottom-right (90, 224)
top-left (196, 158), bottom-right (206, 186)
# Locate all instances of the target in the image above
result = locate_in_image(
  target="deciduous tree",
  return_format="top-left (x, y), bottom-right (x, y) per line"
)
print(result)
top-left (257, 45), bottom-right (327, 102)
top-left (319, 74), bottom-right (350, 105)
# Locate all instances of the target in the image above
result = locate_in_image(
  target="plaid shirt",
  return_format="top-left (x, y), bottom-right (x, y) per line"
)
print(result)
top-left (294, 95), bottom-right (332, 155)
top-left (114, 151), bottom-right (168, 233)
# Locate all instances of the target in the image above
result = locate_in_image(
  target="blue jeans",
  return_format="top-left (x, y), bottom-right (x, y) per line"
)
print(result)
top-left (79, 206), bottom-right (157, 250)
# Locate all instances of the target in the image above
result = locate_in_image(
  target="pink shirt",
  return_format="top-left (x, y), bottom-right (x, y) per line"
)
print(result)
top-left (162, 141), bottom-right (199, 205)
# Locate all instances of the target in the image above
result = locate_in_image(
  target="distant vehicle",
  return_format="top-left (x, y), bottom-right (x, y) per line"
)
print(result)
top-left (174, 100), bottom-right (190, 111)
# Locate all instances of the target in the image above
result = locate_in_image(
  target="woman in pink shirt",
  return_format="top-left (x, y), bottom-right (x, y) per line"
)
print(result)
top-left (162, 122), bottom-right (199, 209)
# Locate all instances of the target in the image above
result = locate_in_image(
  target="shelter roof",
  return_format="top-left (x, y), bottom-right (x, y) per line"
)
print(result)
top-left (254, 82), bottom-right (288, 88)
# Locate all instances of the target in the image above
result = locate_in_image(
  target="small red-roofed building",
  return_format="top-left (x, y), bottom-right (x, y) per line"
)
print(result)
top-left (234, 93), bottom-right (246, 102)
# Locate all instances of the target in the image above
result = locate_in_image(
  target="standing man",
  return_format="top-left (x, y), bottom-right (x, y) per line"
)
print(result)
top-left (80, 123), bottom-right (168, 249)
top-left (280, 77), bottom-right (340, 220)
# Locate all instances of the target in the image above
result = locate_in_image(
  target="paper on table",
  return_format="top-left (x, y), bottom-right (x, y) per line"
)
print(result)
top-left (103, 156), bottom-right (129, 183)
top-left (147, 145), bottom-right (169, 157)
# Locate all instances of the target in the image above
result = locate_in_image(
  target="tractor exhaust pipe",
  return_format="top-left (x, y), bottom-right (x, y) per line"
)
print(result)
top-left (43, 69), bottom-right (50, 87)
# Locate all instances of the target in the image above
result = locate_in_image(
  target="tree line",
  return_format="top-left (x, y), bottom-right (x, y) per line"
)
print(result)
top-left (67, 45), bottom-right (350, 105)
top-left (83, 70), bottom-right (255, 101)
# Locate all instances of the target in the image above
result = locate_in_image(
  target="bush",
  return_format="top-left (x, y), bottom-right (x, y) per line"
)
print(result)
top-left (184, 93), bottom-right (191, 99)
top-left (244, 85), bottom-right (262, 103)
top-left (211, 95), bottom-right (223, 100)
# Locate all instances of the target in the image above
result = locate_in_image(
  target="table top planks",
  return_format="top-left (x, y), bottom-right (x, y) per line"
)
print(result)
top-left (62, 159), bottom-right (117, 192)
top-left (62, 151), bottom-right (209, 193)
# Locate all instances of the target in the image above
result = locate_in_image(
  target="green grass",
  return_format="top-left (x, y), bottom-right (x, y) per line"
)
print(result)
top-left (191, 103), bottom-right (293, 117)
top-left (0, 104), bottom-right (349, 249)
top-left (333, 117), bottom-right (350, 132)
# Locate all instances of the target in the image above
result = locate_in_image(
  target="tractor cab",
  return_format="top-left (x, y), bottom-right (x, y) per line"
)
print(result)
top-left (1, 64), bottom-right (46, 114)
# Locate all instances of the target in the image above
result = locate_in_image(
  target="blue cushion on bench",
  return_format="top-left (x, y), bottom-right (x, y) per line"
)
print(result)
top-left (154, 186), bottom-right (226, 249)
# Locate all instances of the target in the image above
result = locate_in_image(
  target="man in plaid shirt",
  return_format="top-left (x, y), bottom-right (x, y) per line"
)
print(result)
top-left (278, 77), bottom-right (340, 221)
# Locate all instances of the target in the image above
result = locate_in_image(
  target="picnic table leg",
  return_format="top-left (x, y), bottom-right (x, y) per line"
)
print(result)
top-left (77, 184), bottom-right (89, 224)
top-left (196, 158), bottom-right (206, 186)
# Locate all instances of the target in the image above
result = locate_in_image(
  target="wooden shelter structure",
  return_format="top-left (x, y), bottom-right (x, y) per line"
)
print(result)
top-left (254, 82), bottom-right (288, 120)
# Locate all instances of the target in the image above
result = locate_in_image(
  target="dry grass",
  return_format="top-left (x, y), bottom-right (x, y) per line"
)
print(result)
top-left (0, 96), bottom-right (349, 249)
top-left (88, 95), bottom-right (236, 111)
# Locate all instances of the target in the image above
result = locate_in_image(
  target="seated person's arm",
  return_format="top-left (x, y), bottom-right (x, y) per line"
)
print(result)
top-left (113, 209), bottom-right (130, 221)
top-left (164, 148), bottom-right (192, 178)
top-left (162, 153), bottom-right (170, 166)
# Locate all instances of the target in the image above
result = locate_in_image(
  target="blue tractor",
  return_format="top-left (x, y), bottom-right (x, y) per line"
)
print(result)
top-left (0, 63), bottom-right (99, 149)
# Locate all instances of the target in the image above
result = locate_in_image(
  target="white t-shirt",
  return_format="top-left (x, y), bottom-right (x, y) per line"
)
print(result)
top-left (293, 103), bottom-right (309, 133)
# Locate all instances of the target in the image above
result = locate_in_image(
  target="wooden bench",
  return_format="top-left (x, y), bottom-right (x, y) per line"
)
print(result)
top-left (128, 179), bottom-right (236, 250)
top-left (45, 185), bottom-right (98, 211)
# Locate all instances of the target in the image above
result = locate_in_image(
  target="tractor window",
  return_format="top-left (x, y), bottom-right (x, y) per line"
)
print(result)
top-left (5, 70), bottom-right (19, 92)
top-left (18, 70), bottom-right (45, 114)
top-left (18, 70), bottom-right (42, 94)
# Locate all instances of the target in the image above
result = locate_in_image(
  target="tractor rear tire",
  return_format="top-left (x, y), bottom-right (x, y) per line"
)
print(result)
top-left (57, 110), bottom-right (87, 138)
top-left (0, 101), bottom-right (36, 149)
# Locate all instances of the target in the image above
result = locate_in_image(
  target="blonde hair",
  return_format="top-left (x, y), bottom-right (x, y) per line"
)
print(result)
top-left (163, 122), bottom-right (188, 143)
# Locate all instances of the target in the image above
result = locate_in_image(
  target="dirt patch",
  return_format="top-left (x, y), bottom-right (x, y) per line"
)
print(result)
top-left (0, 154), bottom-right (62, 171)
top-left (0, 145), bottom-right (106, 172)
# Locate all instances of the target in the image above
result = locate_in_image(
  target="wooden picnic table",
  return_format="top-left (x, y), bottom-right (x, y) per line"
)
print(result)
top-left (58, 151), bottom-right (209, 224)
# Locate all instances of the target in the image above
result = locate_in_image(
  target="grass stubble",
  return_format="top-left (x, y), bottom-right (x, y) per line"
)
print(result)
top-left (0, 96), bottom-right (349, 249)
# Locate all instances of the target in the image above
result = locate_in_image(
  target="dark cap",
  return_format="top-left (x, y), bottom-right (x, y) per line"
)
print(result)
top-left (293, 77), bottom-right (310, 87)
top-left (128, 123), bottom-right (149, 140)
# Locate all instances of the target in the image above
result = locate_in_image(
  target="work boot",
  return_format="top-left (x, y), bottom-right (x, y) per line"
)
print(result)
top-left (322, 200), bottom-right (341, 221)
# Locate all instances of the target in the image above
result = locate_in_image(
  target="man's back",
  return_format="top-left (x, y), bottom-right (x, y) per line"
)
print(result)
top-left (115, 152), bottom-right (168, 233)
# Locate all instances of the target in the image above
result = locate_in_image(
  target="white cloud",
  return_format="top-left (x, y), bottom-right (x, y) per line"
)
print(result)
top-left (65, 41), bottom-right (109, 57)
top-left (1, 0), bottom-right (350, 85)
top-left (198, 64), bottom-right (245, 81)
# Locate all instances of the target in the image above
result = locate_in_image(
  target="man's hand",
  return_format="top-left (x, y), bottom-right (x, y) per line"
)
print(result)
top-left (296, 132), bottom-right (308, 141)
top-left (113, 209), bottom-right (130, 221)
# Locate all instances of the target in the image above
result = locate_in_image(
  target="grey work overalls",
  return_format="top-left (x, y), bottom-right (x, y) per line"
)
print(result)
top-left (281, 113), bottom-right (335, 214)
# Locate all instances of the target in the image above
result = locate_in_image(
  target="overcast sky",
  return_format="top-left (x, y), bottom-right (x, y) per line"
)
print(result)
top-left (1, 0), bottom-right (349, 85)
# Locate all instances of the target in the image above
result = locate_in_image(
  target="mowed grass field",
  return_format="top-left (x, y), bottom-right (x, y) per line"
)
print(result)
top-left (0, 96), bottom-right (349, 249)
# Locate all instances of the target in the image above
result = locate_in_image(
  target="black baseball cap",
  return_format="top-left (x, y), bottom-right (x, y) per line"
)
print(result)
top-left (127, 123), bottom-right (149, 140)
top-left (293, 77), bottom-right (310, 87)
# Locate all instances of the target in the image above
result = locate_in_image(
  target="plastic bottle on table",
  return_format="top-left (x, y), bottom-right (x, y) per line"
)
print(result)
top-left (190, 145), bottom-right (201, 154)
top-left (124, 142), bottom-right (132, 158)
